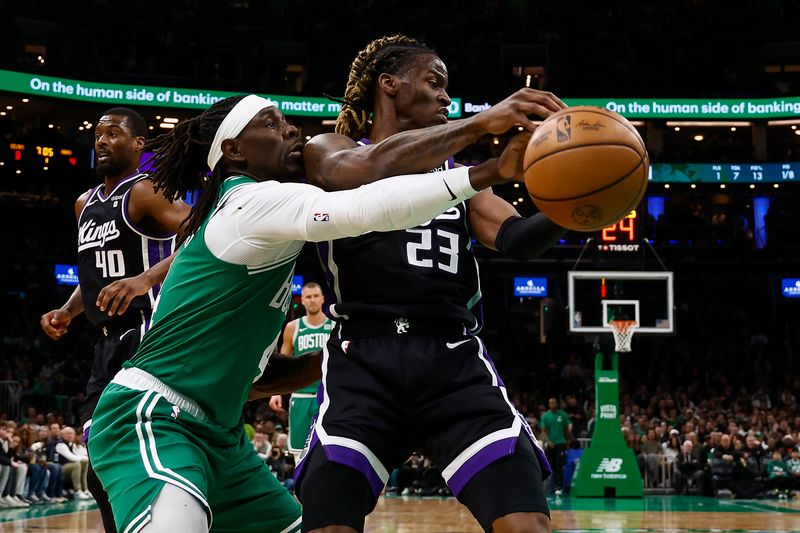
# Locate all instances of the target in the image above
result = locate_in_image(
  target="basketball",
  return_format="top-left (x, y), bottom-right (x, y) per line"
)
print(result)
top-left (523, 106), bottom-right (649, 232)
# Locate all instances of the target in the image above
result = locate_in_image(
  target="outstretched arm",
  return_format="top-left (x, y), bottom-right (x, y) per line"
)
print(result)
top-left (306, 89), bottom-right (566, 191)
top-left (209, 162), bottom-right (508, 248)
top-left (249, 351), bottom-right (322, 400)
top-left (469, 191), bottom-right (566, 260)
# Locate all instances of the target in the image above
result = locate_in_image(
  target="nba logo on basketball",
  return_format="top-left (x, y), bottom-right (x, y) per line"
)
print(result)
top-left (556, 115), bottom-right (572, 142)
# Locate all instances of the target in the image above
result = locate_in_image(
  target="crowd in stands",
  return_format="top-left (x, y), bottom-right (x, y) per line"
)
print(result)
top-left (0, 416), bottom-right (90, 508)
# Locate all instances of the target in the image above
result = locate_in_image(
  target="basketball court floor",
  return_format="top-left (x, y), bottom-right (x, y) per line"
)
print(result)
top-left (1, 495), bottom-right (798, 532)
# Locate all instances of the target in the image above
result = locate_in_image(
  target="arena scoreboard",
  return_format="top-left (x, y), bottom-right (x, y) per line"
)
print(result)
top-left (7, 142), bottom-right (77, 166)
top-left (650, 162), bottom-right (799, 184)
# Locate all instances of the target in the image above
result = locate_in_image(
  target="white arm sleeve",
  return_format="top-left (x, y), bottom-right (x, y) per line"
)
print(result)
top-left (205, 167), bottom-right (477, 264)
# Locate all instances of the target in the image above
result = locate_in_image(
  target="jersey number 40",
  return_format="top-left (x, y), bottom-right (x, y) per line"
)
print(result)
top-left (95, 250), bottom-right (126, 278)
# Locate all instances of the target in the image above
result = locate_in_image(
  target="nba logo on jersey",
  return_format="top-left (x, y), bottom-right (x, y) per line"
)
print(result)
top-left (313, 213), bottom-right (330, 222)
top-left (171, 406), bottom-right (180, 419)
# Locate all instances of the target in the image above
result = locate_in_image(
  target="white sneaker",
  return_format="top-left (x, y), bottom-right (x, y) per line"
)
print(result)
top-left (83, 490), bottom-right (95, 500)
top-left (4, 495), bottom-right (25, 508)
top-left (11, 496), bottom-right (30, 508)
top-left (0, 497), bottom-right (10, 508)
top-left (75, 491), bottom-right (90, 500)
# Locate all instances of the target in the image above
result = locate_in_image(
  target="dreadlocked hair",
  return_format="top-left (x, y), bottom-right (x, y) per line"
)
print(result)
top-left (336, 34), bottom-right (435, 139)
top-left (145, 95), bottom-right (246, 243)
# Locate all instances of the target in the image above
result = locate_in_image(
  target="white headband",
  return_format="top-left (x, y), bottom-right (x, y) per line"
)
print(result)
top-left (207, 94), bottom-right (276, 171)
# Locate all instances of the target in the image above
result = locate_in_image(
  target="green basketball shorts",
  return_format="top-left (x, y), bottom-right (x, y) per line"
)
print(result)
top-left (288, 394), bottom-right (319, 455)
top-left (89, 368), bottom-right (302, 533)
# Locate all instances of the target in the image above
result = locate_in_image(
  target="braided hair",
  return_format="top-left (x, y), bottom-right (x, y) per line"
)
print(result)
top-left (145, 95), bottom-right (245, 242)
top-left (336, 34), bottom-right (436, 139)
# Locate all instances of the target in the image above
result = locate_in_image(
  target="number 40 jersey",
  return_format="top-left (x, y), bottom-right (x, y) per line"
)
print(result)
top-left (76, 173), bottom-right (176, 327)
top-left (317, 153), bottom-right (483, 333)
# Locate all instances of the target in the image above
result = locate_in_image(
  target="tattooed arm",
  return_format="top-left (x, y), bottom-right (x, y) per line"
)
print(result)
top-left (305, 89), bottom-right (566, 191)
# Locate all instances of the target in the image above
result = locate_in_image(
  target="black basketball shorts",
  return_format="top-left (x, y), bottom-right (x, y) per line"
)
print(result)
top-left (294, 326), bottom-right (551, 525)
top-left (82, 311), bottom-right (150, 430)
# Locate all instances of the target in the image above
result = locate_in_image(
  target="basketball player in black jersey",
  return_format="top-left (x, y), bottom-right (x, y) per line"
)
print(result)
top-left (40, 107), bottom-right (190, 532)
top-left (295, 36), bottom-right (568, 533)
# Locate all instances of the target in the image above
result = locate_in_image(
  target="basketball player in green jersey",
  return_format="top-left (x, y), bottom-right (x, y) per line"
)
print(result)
top-left (87, 93), bottom-right (532, 533)
top-left (270, 282), bottom-right (333, 459)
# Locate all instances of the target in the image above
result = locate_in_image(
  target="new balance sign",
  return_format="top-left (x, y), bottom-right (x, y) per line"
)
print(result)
top-left (591, 458), bottom-right (627, 479)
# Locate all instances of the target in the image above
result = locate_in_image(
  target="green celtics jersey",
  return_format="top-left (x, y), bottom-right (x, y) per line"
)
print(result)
top-left (292, 316), bottom-right (333, 394)
top-left (128, 176), bottom-right (297, 429)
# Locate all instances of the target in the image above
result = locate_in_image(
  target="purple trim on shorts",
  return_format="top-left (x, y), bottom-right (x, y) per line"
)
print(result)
top-left (481, 345), bottom-right (505, 388)
top-left (293, 429), bottom-right (319, 485)
top-left (447, 436), bottom-right (518, 497)
top-left (532, 440), bottom-right (552, 480)
top-left (519, 413), bottom-right (552, 479)
top-left (293, 428), bottom-right (385, 500)
top-left (316, 380), bottom-right (324, 406)
top-left (322, 444), bottom-right (385, 499)
top-left (83, 425), bottom-right (91, 443)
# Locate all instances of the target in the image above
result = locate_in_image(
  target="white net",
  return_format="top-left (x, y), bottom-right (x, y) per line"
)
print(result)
top-left (609, 320), bottom-right (637, 352)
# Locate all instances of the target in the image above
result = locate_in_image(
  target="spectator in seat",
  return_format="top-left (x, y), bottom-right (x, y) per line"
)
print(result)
top-left (663, 432), bottom-right (682, 463)
top-left (764, 450), bottom-right (792, 497)
top-left (786, 448), bottom-right (800, 491)
top-left (710, 434), bottom-right (736, 495)
top-left (56, 427), bottom-right (90, 500)
top-left (639, 429), bottom-right (663, 487)
top-left (7, 435), bottom-right (31, 506)
top-left (0, 426), bottom-right (29, 508)
top-left (673, 440), bottom-right (706, 494)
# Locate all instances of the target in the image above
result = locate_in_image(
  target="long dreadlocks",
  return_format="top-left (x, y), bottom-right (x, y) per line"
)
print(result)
top-left (145, 96), bottom-right (245, 242)
top-left (336, 34), bottom-right (436, 140)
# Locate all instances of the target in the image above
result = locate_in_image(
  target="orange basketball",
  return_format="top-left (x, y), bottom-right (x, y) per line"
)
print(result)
top-left (523, 106), bottom-right (649, 232)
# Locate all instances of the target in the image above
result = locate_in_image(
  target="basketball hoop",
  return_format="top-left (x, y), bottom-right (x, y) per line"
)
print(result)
top-left (609, 320), bottom-right (637, 352)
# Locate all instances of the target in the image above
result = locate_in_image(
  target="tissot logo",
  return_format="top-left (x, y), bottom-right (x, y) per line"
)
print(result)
top-left (78, 219), bottom-right (120, 251)
top-left (556, 115), bottom-right (572, 142)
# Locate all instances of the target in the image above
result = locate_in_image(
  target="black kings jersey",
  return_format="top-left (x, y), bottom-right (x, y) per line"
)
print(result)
top-left (77, 173), bottom-right (176, 327)
top-left (318, 145), bottom-right (483, 332)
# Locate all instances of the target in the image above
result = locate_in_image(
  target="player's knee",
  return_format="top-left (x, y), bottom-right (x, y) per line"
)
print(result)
top-left (141, 483), bottom-right (208, 533)
top-left (491, 511), bottom-right (551, 533)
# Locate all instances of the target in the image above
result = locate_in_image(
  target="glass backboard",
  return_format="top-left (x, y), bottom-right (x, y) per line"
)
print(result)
top-left (567, 271), bottom-right (674, 334)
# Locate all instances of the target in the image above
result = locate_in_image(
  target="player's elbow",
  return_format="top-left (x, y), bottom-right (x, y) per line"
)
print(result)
top-left (358, 189), bottom-right (415, 232)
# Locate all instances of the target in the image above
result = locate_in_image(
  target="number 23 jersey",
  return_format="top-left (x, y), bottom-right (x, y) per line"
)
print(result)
top-left (318, 153), bottom-right (483, 333)
top-left (76, 173), bottom-right (176, 326)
